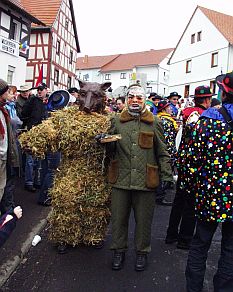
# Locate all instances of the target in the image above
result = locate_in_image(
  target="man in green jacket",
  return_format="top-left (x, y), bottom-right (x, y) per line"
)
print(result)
top-left (103, 84), bottom-right (173, 271)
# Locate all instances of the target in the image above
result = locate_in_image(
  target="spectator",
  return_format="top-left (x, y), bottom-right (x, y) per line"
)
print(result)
top-left (0, 79), bottom-right (20, 211)
top-left (167, 92), bottom-right (181, 117)
top-left (0, 206), bottom-right (22, 247)
top-left (21, 83), bottom-right (49, 192)
top-left (68, 87), bottom-right (80, 105)
top-left (145, 92), bottom-right (162, 115)
top-left (114, 97), bottom-right (125, 113)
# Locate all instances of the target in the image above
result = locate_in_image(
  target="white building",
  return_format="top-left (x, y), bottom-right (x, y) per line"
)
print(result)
top-left (169, 6), bottom-right (233, 97)
top-left (0, 0), bottom-right (43, 87)
top-left (76, 48), bottom-right (173, 97)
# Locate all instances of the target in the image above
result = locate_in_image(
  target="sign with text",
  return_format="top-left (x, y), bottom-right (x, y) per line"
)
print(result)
top-left (0, 36), bottom-right (19, 57)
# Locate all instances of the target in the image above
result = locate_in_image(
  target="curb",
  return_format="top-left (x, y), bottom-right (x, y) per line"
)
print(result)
top-left (0, 217), bottom-right (48, 288)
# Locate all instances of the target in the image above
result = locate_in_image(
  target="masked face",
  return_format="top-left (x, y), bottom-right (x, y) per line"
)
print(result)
top-left (126, 86), bottom-right (146, 114)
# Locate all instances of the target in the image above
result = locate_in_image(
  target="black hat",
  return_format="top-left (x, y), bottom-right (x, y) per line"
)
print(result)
top-left (148, 92), bottom-right (163, 100)
top-left (167, 92), bottom-right (181, 99)
top-left (47, 90), bottom-right (71, 111)
top-left (68, 87), bottom-right (79, 94)
top-left (157, 100), bottom-right (170, 112)
top-left (216, 71), bottom-right (233, 95)
top-left (191, 85), bottom-right (216, 98)
top-left (35, 82), bottom-right (48, 90)
top-left (0, 79), bottom-right (9, 96)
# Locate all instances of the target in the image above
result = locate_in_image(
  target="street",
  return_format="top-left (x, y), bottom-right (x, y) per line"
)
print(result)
top-left (0, 180), bottom-right (221, 292)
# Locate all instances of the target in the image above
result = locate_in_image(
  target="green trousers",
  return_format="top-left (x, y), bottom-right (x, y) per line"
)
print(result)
top-left (110, 188), bottom-right (156, 253)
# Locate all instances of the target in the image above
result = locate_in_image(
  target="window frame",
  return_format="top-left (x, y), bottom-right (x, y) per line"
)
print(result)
top-left (105, 74), bottom-right (111, 80)
top-left (186, 60), bottom-right (192, 73)
top-left (120, 73), bottom-right (126, 79)
top-left (56, 40), bottom-right (60, 55)
top-left (184, 85), bottom-right (190, 97)
top-left (197, 31), bottom-right (202, 42)
top-left (211, 52), bottom-right (218, 68)
top-left (54, 69), bottom-right (59, 85)
top-left (191, 33), bottom-right (195, 44)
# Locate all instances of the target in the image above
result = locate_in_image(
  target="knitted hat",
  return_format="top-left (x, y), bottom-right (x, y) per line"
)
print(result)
top-left (0, 79), bottom-right (9, 96)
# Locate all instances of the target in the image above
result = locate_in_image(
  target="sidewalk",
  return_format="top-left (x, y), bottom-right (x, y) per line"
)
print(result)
top-left (0, 178), bottom-right (50, 287)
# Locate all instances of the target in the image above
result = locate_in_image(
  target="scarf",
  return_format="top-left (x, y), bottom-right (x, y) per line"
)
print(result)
top-left (0, 101), bottom-right (10, 139)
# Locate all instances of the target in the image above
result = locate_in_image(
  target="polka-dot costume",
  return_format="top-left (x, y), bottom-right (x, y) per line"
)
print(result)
top-left (180, 104), bottom-right (233, 222)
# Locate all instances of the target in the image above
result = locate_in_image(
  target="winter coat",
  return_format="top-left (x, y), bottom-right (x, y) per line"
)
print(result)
top-left (107, 109), bottom-right (173, 191)
top-left (21, 95), bottom-right (48, 130)
top-left (180, 103), bottom-right (233, 222)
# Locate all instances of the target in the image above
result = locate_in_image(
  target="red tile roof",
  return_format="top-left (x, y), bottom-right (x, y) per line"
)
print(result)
top-left (76, 49), bottom-right (173, 72)
top-left (76, 54), bottom-right (120, 70)
top-left (199, 6), bottom-right (233, 45)
top-left (21, 0), bottom-right (62, 26)
top-left (4, 0), bottom-right (44, 25)
top-left (100, 49), bottom-right (173, 72)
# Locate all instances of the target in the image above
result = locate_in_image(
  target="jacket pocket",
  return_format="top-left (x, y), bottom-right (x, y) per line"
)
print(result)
top-left (138, 131), bottom-right (154, 149)
top-left (146, 164), bottom-right (160, 188)
top-left (108, 159), bottom-right (119, 184)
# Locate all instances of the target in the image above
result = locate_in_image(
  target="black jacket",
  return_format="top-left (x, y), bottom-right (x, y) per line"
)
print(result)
top-left (21, 95), bottom-right (48, 130)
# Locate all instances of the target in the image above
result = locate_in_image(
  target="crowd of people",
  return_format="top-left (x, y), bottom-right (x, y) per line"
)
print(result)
top-left (0, 71), bottom-right (232, 291)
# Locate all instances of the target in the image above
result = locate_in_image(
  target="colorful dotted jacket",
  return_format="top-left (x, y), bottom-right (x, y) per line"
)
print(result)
top-left (180, 103), bottom-right (233, 222)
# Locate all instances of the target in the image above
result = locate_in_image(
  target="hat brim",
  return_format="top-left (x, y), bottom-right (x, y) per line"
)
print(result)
top-left (168, 94), bottom-right (181, 99)
top-left (48, 90), bottom-right (70, 111)
top-left (190, 93), bottom-right (217, 98)
top-left (157, 103), bottom-right (170, 112)
top-left (216, 74), bottom-right (233, 94)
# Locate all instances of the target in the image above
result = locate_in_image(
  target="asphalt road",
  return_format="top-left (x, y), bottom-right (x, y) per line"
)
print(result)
top-left (0, 184), bottom-right (221, 292)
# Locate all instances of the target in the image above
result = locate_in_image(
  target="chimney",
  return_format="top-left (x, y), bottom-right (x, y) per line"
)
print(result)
top-left (83, 55), bottom-right (88, 64)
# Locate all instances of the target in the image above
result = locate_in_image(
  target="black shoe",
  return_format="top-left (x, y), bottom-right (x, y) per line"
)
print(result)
top-left (112, 251), bottom-right (125, 270)
top-left (135, 253), bottom-right (147, 271)
top-left (25, 185), bottom-right (36, 192)
top-left (57, 243), bottom-right (68, 254)
top-left (156, 198), bottom-right (173, 206)
top-left (177, 241), bottom-right (190, 250)
top-left (165, 236), bottom-right (178, 244)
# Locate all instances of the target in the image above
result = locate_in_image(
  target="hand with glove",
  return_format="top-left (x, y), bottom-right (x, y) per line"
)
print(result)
top-left (161, 181), bottom-right (175, 191)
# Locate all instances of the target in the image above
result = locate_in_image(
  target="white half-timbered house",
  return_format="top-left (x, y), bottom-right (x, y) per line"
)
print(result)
top-left (22, 0), bottom-right (80, 90)
top-left (0, 0), bottom-right (43, 86)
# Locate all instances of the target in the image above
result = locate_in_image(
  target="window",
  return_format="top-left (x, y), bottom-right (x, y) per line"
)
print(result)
top-left (146, 87), bottom-right (152, 94)
top-left (186, 60), bottom-right (192, 73)
top-left (184, 85), bottom-right (190, 97)
top-left (7, 65), bottom-right (15, 85)
top-left (54, 69), bottom-right (59, 85)
top-left (210, 80), bottom-right (216, 94)
top-left (56, 40), bottom-right (60, 54)
top-left (65, 18), bottom-right (69, 30)
top-left (197, 31), bottom-right (202, 42)
top-left (191, 34), bottom-right (195, 44)
top-left (10, 20), bottom-right (20, 42)
top-left (105, 74), bottom-right (111, 80)
top-left (211, 52), bottom-right (218, 67)
top-left (67, 76), bottom-right (71, 88)
top-left (69, 50), bottom-right (73, 64)
top-left (83, 74), bottom-right (89, 81)
top-left (120, 73), bottom-right (126, 79)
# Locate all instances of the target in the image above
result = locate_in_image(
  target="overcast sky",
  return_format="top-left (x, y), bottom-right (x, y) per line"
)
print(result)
top-left (73, 0), bottom-right (233, 57)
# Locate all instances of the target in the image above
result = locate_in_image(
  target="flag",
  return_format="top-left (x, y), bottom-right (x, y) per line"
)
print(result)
top-left (35, 64), bottom-right (43, 87)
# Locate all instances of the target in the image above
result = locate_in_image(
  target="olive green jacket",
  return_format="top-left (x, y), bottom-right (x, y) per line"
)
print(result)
top-left (107, 109), bottom-right (173, 191)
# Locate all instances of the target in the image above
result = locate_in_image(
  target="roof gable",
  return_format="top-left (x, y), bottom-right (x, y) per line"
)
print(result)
top-left (199, 6), bottom-right (233, 45)
top-left (169, 6), bottom-right (233, 64)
